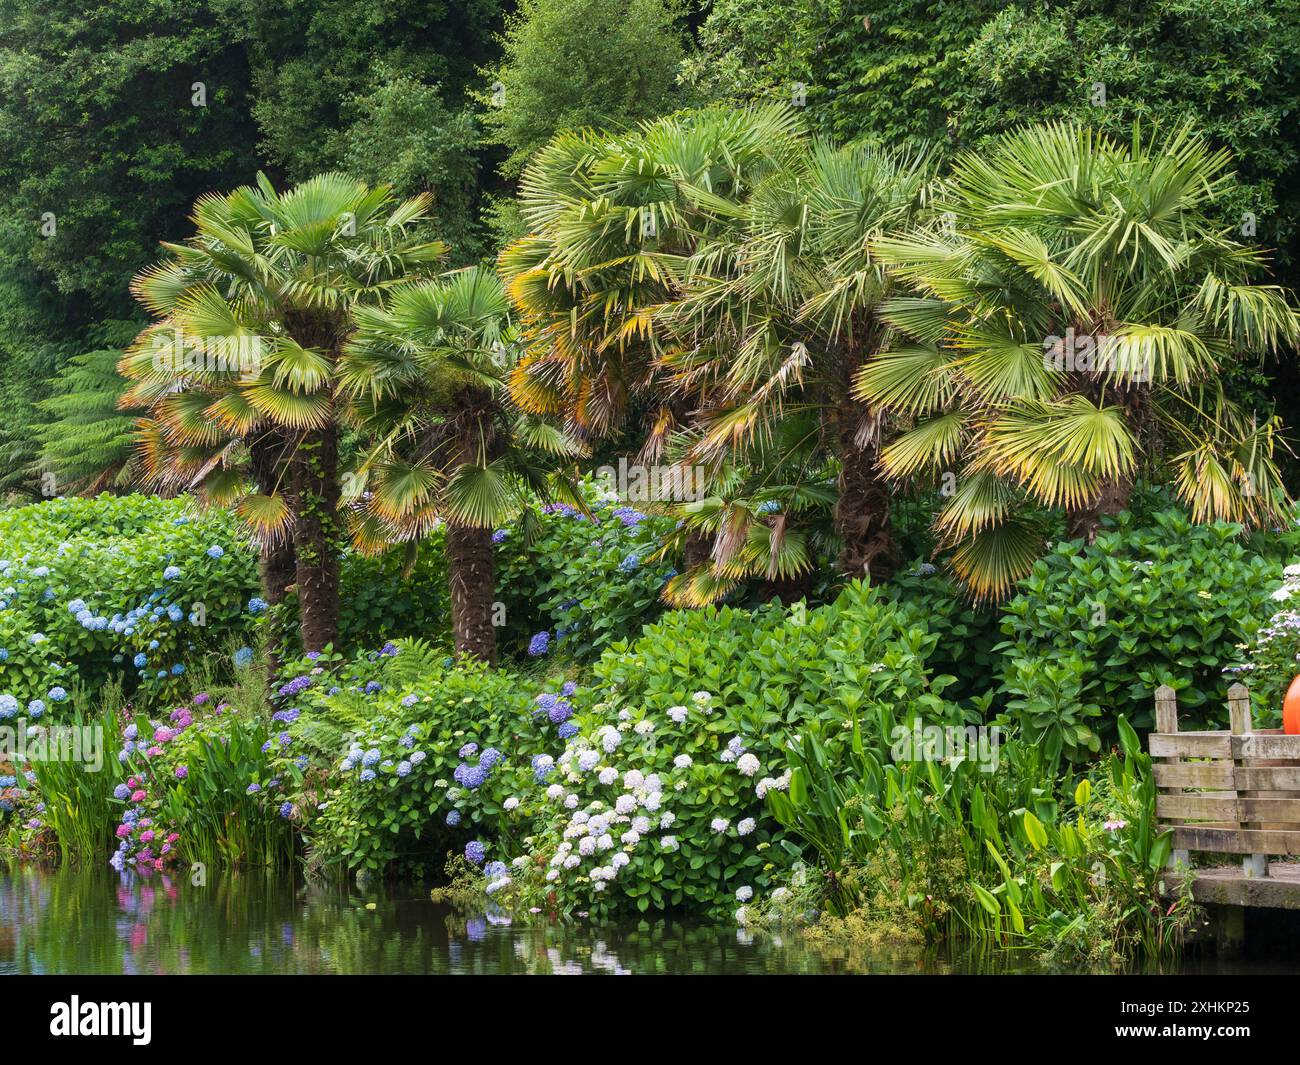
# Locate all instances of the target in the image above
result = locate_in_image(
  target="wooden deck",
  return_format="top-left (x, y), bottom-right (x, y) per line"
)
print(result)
top-left (1149, 684), bottom-right (1300, 910)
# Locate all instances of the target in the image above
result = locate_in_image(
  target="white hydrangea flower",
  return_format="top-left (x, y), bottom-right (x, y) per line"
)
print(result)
top-left (710, 817), bottom-right (730, 834)
top-left (620, 829), bottom-right (640, 846)
top-left (771, 886), bottom-right (788, 901)
top-left (692, 691), bottom-right (712, 706)
top-left (633, 720), bottom-right (654, 736)
top-left (673, 754), bottom-right (692, 769)
top-left (503, 797), bottom-right (520, 811)
top-left (597, 834), bottom-right (614, 851)
top-left (611, 851), bottom-right (630, 869)
top-left (578, 836), bottom-right (597, 856)
top-left (546, 869), bottom-right (560, 882)
top-left (615, 794), bottom-right (637, 815)
top-left (563, 854), bottom-right (581, 869)
top-left (598, 767), bottom-right (618, 785)
top-left (736, 886), bottom-right (753, 902)
top-left (667, 705), bottom-right (688, 724)
top-left (623, 769), bottom-right (645, 789)
top-left (659, 811), bottom-right (675, 828)
top-left (546, 784), bottom-right (565, 801)
top-left (564, 794), bottom-right (579, 809)
top-left (735, 906), bottom-right (749, 926)
top-left (578, 750), bottom-right (600, 772)
top-left (737, 752), bottom-right (760, 777)
top-left (660, 835), bottom-right (679, 851)
top-left (737, 817), bottom-right (756, 836)
top-left (572, 810), bottom-right (590, 825)
top-left (643, 791), bottom-right (662, 811)
top-left (632, 816), bottom-right (651, 834)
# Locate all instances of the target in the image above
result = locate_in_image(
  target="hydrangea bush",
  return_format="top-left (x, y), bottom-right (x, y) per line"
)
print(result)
top-left (495, 485), bottom-right (676, 662)
top-left (0, 495), bottom-right (259, 713)
top-left (998, 510), bottom-right (1294, 743)
top-left (1232, 560), bottom-right (1300, 724)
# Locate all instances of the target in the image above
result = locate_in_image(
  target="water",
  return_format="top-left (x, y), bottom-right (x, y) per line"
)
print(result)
top-left (0, 864), bottom-right (1017, 975)
top-left (1, 865), bottom-right (1295, 975)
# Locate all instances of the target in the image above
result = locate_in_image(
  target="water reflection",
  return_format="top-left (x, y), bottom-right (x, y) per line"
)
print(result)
top-left (0, 863), bottom-right (987, 975)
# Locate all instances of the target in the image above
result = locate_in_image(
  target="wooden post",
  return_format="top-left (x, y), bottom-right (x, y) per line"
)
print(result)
top-left (1228, 683), bottom-right (1268, 879)
top-left (1154, 685), bottom-right (1190, 871)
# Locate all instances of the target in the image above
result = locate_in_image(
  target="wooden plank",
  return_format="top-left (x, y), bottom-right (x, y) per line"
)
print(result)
top-left (1156, 794), bottom-right (1238, 821)
top-left (1172, 826), bottom-right (1300, 855)
top-left (1237, 797), bottom-right (1300, 823)
top-left (1153, 763), bottom-right (1234, 789)
top-left (1236, 766), bottom-right (1300, 790)
top-left (1233, 734), bottom-right (1300, 760)
top-left (1169, 863), bottom-right (1300, 910)
top-left (1149, 732), bottom-right (1232, 758)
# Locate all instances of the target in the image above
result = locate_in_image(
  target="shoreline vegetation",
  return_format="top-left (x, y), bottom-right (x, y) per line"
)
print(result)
top-left (5, 0), bottom-right (1300, 975)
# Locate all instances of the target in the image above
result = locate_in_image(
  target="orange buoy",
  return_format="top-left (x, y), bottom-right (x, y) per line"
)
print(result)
top-left (1284, 674), bottom-right (1300, 735)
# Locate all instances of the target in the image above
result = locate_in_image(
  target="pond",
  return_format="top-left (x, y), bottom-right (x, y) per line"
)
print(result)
top-left (0, 864), bottom-right (1293, 975)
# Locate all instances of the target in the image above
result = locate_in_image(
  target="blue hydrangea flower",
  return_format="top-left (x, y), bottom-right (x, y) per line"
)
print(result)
top-left (618, 553), bottom-right (640, 573)
top-left (278, 802), bottom-right (293, 818)
top-left (364, 681), bottom-right (382, 694)
top-left (362, 749), bottom-right (381, 767)
top-left (491, 529), bottom-right (508, 543)
top-left (401, 694), bottom-right (418, 707)
top-left (233, 647), bottom-right (254, 667)
top-left (47, 686), bottom-right (67, 702)
top-left (465, 840), bottom-right (486, 865)
top-left (445, 809), bottom-right (461, 826)
top-left (27, 699), bottom-right (45, 718)
top-left (247, 782), bottom-right (261, 793)
top-left (396, 760), bottom-right (412, 777)
top-left (171, 664), bottom-right (185, 676)
top-left (113, 784), bottom-right (130, 800)
top-left (527, 631), bottom-right (550, 657)
top-left (557, 721), bottom-right (579, 739)
top-left (480, 747), bottom-right (502, 769)
top-left (459, 742), bottom-right (478, 759)
top-left (247, 597), bottom-right (268, 615)
top-left (561, 681), bottom-right (577, 697)
top-left (206, 545), bottom-right (225, 559)
top-left (133, 653), bottom-right (148, 669)
top-left (163, 566), bottom-right (181, 581)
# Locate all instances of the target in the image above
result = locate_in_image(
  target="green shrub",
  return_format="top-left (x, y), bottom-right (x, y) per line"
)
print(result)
top-left (498, 582), bottom-right (961, 917)
top-left (0, 495), bottom-right (259, 712)
top-left (495, 495), bottom-right (676, 662)
top-left (997, 510), bottom-right (1293, 752)
top-left (281, 642), bottom-right (552, 877)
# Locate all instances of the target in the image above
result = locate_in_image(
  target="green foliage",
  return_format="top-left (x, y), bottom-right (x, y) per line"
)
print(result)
top-left (337, 71), bottom-right (486, 263)
top-left (282, 645), bottom-right (548, 876)
top-left (32, 349), bottom-right (137, 495)
top-left (494, 494), bottom-right (675, 662)
top-left (501, 582), bottom-right (959, 917)
top-left (0, 496), bottom-right (259, 710)
top-left (1231, 558), bottom-right (1300, 723)
top-left (997, 510), bottom-right (1295, 745)
top-left (481, 0), bottom-right (686, 177)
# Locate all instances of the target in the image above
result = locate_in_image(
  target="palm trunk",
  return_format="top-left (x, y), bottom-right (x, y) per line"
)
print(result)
top-left (247, 429), bottom-right (297, 606)
top-left (446, 385), bottom-right (499, 662)
top-left (833, 396), bottom-right (897, 583)
top-left (1066, 478), bottom-right (1132, 544)
top-left (446, 522), bottom-right (498, 663)
top-left (291, 422), bottom-right (341, 652)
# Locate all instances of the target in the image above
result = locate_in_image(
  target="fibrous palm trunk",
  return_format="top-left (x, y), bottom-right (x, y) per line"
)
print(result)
top-left (446, 385), bottom-right (499, 663)
top-left (291, 421), bottom-right (341, 652)
top-left (447, 522), bottom-right (498, 663)
top-left (833, 394), bottom-right (897, 583)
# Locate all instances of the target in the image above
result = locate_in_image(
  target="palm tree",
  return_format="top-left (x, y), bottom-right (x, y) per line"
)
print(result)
top-left (858, 122), bottom-right (1300, 599)
top-left (339, 267), bottom-right (584, 662)
top-left (501, 107), bottom-right (932, 585)
top-left (656, 138), bottom-right (934, 583)
top-left (120, 173), bottom-right (446, 649)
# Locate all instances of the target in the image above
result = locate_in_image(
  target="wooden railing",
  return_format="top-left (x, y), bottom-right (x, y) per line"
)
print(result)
top-left (1150, 683), bottom-right (1300, 878)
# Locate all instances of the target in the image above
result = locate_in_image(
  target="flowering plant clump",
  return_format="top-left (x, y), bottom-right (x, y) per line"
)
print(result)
top-left (495, 479), bottom-right (676, 662)
top-left (506, 687), bottom-right (785, 918)
top-left (291, 645), bottom-right (559, 876)
top-left (111, 687), bottom-right (297, 869)
top-left (0, 495), bottom-right (259, 713)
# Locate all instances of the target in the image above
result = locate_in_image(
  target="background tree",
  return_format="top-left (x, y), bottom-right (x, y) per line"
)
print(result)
top-left (481, 0), bottom-right (687, 182)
